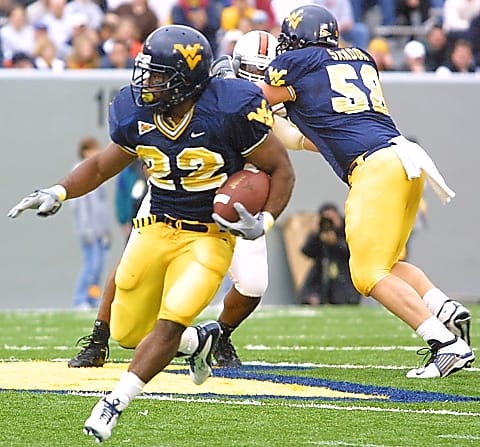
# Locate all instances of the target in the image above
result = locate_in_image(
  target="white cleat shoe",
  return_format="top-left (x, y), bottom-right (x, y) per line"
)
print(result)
top-left (187, 320), bottom-right (222, 385)
top-left (83, 396), bottom-right (122, 442)
top-left (437, 300), bottom-right (471, 346)
top-left (406, 337), bottom-right (475, 379)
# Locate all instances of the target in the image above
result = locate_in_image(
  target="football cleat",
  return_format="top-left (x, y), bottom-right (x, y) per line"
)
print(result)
top-left (68, 320), bottom-right (110, 368)
top-left (437, 300), bottom-right (471, 346)
top-left (406, 337), bottom-right (474, 378)
top-left (187, 320), bottom-right (221, 385)
top-left (83, 396), bottom-right (122, 443)
top-left (213, 332), bottom-right (242, 368)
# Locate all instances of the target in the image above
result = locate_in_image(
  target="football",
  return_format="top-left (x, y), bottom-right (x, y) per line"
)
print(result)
top-left (213, 168), bottom-right (270, 222)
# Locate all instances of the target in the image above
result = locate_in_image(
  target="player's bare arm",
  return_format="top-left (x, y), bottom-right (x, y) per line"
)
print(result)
top-left (60, 142), bottom-right (135, 199)
top-left (245, 130), bottom-right (295, 219)
top-left (8, 142), bottom-right (135, 219)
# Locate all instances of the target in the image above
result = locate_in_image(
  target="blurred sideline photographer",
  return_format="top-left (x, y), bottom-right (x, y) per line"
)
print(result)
top-left (299, 202), bottom-right (361, 305)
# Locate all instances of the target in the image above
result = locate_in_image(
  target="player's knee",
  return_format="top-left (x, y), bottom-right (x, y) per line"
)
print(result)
top-left (110, 322), bottom-right (143, 348)
top-left (234, 274), bottom-right (268, 297)
top-left (350, 266), bottom-right (387, 297)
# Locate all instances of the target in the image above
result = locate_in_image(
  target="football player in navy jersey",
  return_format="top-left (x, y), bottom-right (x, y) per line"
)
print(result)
top-left (219, 4), bottom-right (474, 379)
top-left (8, 25), bottom-right (294, 442)
top-left (65, 29), bottom-right (313, 371)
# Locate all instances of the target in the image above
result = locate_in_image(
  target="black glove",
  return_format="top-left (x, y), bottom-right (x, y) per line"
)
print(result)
top-left (210, 55), bottom-right (240, 79)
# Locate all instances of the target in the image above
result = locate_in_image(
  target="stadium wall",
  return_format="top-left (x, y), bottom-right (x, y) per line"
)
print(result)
top-left (0, 71), bottom-right (478, 309)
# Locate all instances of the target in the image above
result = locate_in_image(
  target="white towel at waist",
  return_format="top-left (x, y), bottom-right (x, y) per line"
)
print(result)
top-left (389, 135), bottom-right (455, 204)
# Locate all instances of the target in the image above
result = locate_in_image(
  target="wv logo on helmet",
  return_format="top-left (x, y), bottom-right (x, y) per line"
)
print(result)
top-left (174, 43), bottom-right (203, 70)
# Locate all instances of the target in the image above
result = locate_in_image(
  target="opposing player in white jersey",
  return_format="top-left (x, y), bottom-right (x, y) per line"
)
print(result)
top-left (68, 30), bottom-right (315, 369)
top-left (212, 30), bottom-right (318, 366)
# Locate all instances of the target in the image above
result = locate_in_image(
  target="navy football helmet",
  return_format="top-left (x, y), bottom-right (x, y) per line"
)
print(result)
top-left (131, 25), bottom-right (213, 112)
top-left (277, 4), bottom-right (339, 54)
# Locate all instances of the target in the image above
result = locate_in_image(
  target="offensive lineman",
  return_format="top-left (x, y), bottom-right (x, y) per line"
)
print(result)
top-left (214, 5), bottom-right (474, 378)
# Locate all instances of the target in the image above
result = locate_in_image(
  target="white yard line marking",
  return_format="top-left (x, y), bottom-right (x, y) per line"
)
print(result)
top-left (245, 345), bottom-right (422, 351)
top-left (437, 435), bottom-right (480, 440)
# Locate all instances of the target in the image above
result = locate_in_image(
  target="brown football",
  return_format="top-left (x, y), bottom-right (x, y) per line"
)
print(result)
top-left (213, 168), bottom-right (270, 222)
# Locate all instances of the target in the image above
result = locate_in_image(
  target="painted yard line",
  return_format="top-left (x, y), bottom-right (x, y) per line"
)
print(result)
top-left (245, 345), bottom-right (427, 351)
top-left (1, 358), bottom-right (479, 373)
top-left (305, 441), bottom-right (402, 447)
top-left (0, 344), bottom-right (428, 351)
top-left (72, 392), bottom-right (480, 417)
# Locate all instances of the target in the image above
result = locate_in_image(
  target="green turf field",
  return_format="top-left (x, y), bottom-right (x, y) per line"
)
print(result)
top-left (0, 304), bottom-right (478, 446)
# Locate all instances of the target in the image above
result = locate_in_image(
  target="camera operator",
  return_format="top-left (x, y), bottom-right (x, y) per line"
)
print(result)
top-left (298, 203), bottom-right (361, 305)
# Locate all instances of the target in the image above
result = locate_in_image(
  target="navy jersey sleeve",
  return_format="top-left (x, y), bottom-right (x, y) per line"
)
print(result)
top-left (264, 51), bottom-right (312, 89)
top-left (108, 86), bottom-right (137, 155)
top-left (217, 79), bottom-right (274, 157)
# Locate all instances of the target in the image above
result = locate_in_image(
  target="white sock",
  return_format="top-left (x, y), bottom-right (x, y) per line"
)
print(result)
top-left (416, 316), bottom-right (455, 344)
top-left (422, 288), bottom-right (452, 317)
top-left (108, 371), bottom-right (145, 411)
top-left (177, 326), bottom-right (199, 355)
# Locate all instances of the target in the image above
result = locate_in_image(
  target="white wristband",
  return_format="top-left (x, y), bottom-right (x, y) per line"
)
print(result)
top-left (47, 184), bottom-right (67, 201)
top-left (262, 211), bottom-right (275, 233)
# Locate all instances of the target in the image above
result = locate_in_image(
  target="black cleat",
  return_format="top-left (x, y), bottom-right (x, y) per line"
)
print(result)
top-left (68, 320), bottom-right (110, 368)
top-left (213, 331), bottom-right (242, 368)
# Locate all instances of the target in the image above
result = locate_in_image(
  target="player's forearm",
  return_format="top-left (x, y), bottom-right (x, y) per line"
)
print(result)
top-left (59, 142), bottom-right (133, 199)
top-left (263, 160), bottom-right (295, 219)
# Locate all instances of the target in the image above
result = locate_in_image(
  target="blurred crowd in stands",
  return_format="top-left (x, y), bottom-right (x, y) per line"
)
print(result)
top-left (0, 0), bottom-right (479, 73)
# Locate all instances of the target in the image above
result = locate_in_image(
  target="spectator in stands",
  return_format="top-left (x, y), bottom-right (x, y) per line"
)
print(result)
top-left (0, 35), bottom-right (3, 68)
top-left (221, 0), bottom-right (262, 31)
top-left (9, 50), bottom-right (36, 68)
top-left (171, 0), bottom-right (221, 56)
top-left (26, 0), bottom-right (49, 24)
top-left (396, 0), bottom-right (431, 26)
top-left (425, 24), bottom-right (449, 71)
top-left (147, 0), bottom-right (177, 26)
top-left (321, 0), bottom-right (370, 49)
top-left (298, 202), bottom-right (361, 306)
top-left (367, 36), bottom-right (395, 71)
top-left (110, 15), bottom-right (142, 58)
top-left (67, 12), bottom-right (100, 48)
top-left (442, 0), bottom-right (480, 45)
top-left (113, 0), bottom-right (158, 42)
top-left (216, 28), bottom-right (243, 56)
top-left (99, 38), bottom-right (134, 68)
top-left (467, 13), bottom-right (480, 67)
top-left (33, 34), bottom-right (65, 71)
top-left (271, 0), bottom-right (369, 49)
top-left (97, 12), bottom-right (120, 55)
top-left (436, 38), bottom-right (478, 73)
top-left (254, 0), bottom-right (278, 31)
top-left (0, 4), bottom-right (35, 65)
top-left (42, 0), bottom-right (74, 60)
top-left (0, 0), bottom-right (13, 23)
top-left (64, 0), bottom-right (104, 31)
top-left (402, 39), bottom-right (426, 72)
top-left (66, 33), bottom-right (100, 68)
top-left (350, 0), bottom-right (396, 26)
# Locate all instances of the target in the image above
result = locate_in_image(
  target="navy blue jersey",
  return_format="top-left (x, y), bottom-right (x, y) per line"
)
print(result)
top-left (265, 46), bottom-right (400, 182)
top-left (109, 78), bottom-right (273, 221)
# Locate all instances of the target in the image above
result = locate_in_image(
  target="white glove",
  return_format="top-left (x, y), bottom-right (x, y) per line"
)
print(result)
top-left (212, 203), bottom-right (274, 240)
top-left (7, 185), bottom-right (67, 218)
